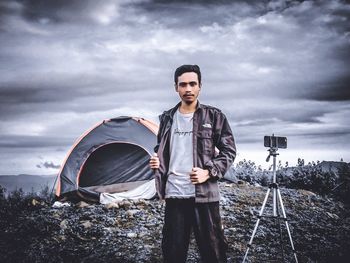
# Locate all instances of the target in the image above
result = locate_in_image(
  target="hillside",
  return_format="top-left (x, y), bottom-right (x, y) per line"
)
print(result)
top-left (0, 181), bottom-right (349, 262)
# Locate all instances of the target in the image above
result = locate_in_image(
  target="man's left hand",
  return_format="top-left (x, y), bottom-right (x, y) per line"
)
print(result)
top-left (190, 167), bottom-right (209, 184)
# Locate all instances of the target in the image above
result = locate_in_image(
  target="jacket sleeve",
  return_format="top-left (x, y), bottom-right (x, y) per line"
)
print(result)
top-left (153, 113), bottom-right (165, 200)
top-left (205, 112), bottom-right (236, 179)
top-left (154, 113), bottom-right (164, 153)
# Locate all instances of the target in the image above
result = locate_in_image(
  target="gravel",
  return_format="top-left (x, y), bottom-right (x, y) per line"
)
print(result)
top-left (1, 181), bottom-right (349, 262)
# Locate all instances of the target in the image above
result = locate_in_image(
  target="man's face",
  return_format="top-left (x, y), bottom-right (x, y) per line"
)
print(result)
top-left (175, 72), bottom-right (201, 105)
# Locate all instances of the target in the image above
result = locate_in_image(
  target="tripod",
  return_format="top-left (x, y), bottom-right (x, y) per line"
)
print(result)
top-left (242, 147), bottom-right (298, 263)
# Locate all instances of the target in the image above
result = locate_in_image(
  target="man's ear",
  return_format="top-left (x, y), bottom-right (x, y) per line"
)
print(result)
top-left (174, 84), bottom-right (178, 92)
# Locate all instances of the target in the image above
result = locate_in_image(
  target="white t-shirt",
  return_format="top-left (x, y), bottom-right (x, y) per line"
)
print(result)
top-left (165, 109), bottom-right (195, 198)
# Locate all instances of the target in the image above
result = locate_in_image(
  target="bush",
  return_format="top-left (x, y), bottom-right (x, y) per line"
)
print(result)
top-left (0, 185), bottom-right (54, 213)
top-left (227, 159), bottom-right (271, 186)
top-left (277, 163), bottom-right (337, 195)
top-left (229, 158), bottom-right (350, 204)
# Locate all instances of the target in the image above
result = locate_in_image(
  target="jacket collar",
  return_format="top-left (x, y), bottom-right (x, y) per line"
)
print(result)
top-left (166, 100), bottom-right (202, 119)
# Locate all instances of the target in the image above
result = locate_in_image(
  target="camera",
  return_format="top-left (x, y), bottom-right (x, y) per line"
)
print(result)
top-left (264, 135), bottom-right (287, 149)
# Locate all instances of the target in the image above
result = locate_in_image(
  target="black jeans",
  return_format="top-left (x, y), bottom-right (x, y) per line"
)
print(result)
top-left (162, 198), bottom-right (228, 263)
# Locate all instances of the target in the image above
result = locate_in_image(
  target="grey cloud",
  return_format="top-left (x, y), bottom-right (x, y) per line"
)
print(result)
top-left (9, 0), bottom-right (118, 24)
top-left (36, 161), bottom-right (60, 169)
top-left (0, 80), bottom-right (170, 120)
top-left (0, 0), bottom-right (154, 26)
top-left (135, 2), bottom-right (258, 29)
top-left (0, 135), bottom-right (73, 148)
top-left (1, 0), bottom-right (350, 173)
top-left (305, 75), bottom-right (350, 102)
top-left (293, 130), bottom-right (350, 138)
top-left (224, 100), bottom-right (333, 126)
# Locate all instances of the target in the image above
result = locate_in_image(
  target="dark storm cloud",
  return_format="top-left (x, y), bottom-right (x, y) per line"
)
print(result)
top-left (2, 0), bottom-right (118, 24)
top-left (0, 82), bottom-right (82, 104)
top-left (0, 75), bottom-right (122, 104)
top-left (0, 79), bottom-right (99, 119)
top-left (0, 0), bottom-right (350, 173)
top-left (305, 75), bottom-right (350, 102)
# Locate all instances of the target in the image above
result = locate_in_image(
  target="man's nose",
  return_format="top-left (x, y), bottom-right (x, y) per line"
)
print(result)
top-left (184, 84), bottom-right (193, 91)
top-left (185, 86), bottom-right (191, 91)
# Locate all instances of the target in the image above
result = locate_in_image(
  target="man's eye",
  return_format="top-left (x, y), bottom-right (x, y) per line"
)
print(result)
top-left (179, 83), bottom-right (187, 87)
top-left (189, 82), bottom-right (197, 87)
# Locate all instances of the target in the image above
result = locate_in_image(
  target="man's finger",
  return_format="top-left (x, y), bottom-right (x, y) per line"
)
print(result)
top-left (191, 177), bottom-right (198, 184)
top-left (190, 174), bottom-right (198, 180)
top-left (190, 171), bottom-right (196, 176)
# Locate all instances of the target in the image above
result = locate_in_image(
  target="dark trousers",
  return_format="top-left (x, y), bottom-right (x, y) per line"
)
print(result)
top-left (162, 198), bottom-right (228, 263)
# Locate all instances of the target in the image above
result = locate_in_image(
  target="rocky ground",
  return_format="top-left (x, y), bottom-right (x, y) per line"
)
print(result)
top-left (1, 181), bottom-right (349, 263)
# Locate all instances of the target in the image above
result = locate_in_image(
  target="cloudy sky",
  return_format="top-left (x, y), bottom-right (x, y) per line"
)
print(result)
top-left (0, 0), bottom-right (349, 175)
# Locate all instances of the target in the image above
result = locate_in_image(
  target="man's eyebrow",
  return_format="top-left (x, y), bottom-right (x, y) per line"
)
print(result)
top-left (179, 81), bottom-right (198, 84)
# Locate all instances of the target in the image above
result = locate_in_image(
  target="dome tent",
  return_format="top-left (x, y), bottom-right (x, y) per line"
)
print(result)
top-left (55, 116), bottom-right (158, 203)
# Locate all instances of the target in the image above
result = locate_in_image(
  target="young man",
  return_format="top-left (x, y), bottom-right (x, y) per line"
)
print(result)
top-left (149, 65), bottom-right (236, 263)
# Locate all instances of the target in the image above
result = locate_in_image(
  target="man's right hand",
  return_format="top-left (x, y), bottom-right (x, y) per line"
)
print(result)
top-left (149, 153), bottom-right (160, 170)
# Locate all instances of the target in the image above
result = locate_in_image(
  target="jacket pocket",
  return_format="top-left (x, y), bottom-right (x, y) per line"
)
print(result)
top-left (197, 130), bottom-right (214, 156)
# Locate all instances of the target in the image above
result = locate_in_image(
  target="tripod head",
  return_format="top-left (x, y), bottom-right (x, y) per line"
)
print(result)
top-left (264, 134), bottom-right (287, 162)
top-left (264, 134), bottom-right (287, 185)
top-left (266, 147), bottom-right (279, 162)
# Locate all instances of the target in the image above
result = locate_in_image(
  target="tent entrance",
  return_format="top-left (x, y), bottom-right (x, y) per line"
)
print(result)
top-left (78, 142), bottom-right (152, 190)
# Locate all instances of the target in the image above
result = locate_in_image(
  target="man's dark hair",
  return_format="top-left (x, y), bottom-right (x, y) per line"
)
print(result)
top-left (174, 64), bottom-right (201, 85)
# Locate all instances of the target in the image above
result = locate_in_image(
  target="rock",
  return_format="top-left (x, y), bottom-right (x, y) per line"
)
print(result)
top-left (60, 219), bottom-right (68, 230)
top-left (119, 200), bottom-right (132, 209)
top-left (326, 212), bottom-right (339, 220)
top-left (237, 180), bottom-right (246, 185)
top-left (127, 232), bottom-right (137, 238)
top-left (105, 202), bottom-right (119, 209)
top-left (104, 227), bottom-right (119, 233)
top-left (76, 233), bottom-right (90, 241)
top-left (52, 201), bottom-right (71, 208)
top-left (138, 231), bottom-right (149, 238)
top-left (52, 212), bottom-right (62, 219)
top-left (75, 201), bottom-right (90, 208)
top-left (126, 209), bottom-right (139, 218)
top-left (31, 199), bottom-right (40, 206)
top-left (81, 220), bottom-right (92, 228)
top-left (223, 206), bottom-right (231, 211)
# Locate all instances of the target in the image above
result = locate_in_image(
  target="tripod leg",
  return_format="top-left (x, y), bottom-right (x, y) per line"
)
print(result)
top-left (277, 189), bottom-right (298, 263)
top-left (276, 204), bottom-right (285, 262)
top-left (242, 188), bottom-right (271, 263)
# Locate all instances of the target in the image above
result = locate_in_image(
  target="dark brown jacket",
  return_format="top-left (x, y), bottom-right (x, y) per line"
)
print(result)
top-left (154, 101), bottom-right (236, 203)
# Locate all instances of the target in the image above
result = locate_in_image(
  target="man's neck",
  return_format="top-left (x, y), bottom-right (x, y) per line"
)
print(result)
top-left (179, 100), bottom-right (197, 114)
